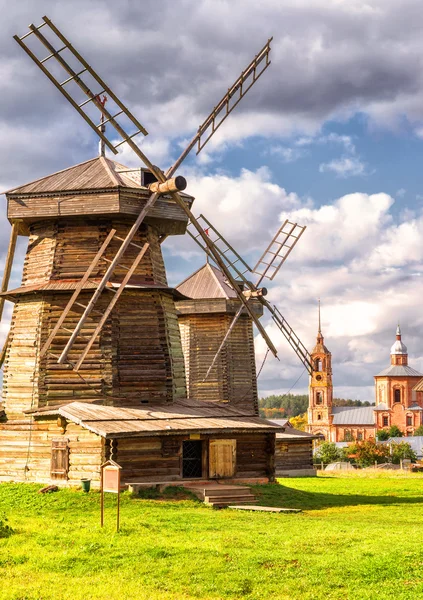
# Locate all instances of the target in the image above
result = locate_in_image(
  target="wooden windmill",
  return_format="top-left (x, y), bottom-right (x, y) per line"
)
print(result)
top-left (175, 217), bottom-right (312, 411)
top-left (1, 16), bottom-right (275, 421)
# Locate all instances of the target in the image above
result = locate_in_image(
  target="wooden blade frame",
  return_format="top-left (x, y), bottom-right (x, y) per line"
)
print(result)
top-left (254, 220), bottom-right (306, 286)
top-left (263, 299), bottom-right (313, 374)
top-left (0, 223), bottom-right (18, 369)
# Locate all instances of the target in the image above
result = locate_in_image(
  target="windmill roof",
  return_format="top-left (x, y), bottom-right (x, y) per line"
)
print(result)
top-left (176, 263), bottom-right (238, 299)
top-left (5, 156), bottom-right (194, 198)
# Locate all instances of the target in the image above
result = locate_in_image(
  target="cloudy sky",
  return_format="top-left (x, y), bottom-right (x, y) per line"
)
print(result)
top-left (1, 0), bottom-right (423, 402)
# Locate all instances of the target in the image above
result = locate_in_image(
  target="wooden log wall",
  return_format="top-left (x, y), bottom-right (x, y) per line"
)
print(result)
top-left (116, 437), bottom-right (182, 482)
top-left (2, 298), bottom-right (43, 419)
top-left (113, 292), bottom-right (186, 405)
top-left (0, 418), bottom-right (102, 484)
top-left (115, 432), bottom-right (273, 483)
top-left (178, 313), bottom-right (226, 402)
top-left (275, 439), bottom-right (314, 473)
top-left (177, 312), bottom-right (258, 412)
top-left (20, 217), bottom-right (167, 286)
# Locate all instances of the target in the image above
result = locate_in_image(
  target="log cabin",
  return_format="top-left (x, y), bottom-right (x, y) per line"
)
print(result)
top-left (0, 157), bottom-right (284, 486)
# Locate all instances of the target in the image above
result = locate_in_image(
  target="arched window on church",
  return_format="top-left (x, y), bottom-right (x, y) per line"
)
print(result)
top-left (316, 392), bottom-right (323, 405)
top-left (344, 430), bottom-right (353, 442)
top-left (394, 389), bottom-right (401, 403)
top-left (315, 358), bottom-right (322, 371)
top-left (317, 413), bottom-right (322, 420)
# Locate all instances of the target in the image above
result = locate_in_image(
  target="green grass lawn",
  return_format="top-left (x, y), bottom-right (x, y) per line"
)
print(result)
top-left (1, 473), bottom-right (423, 600)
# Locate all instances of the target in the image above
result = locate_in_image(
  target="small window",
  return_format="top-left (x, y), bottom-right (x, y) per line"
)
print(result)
top-left (383, 416), bottom-right (389, 427)
top-left (316, 392), bottom-right (323, 405)
top-left (394, 389), bottom-right (401, 403)
top-left (357, 432), bottom-right (363, 441)
top-left (406, 415), bottom-right (413, 427)
top-left (317, 413), bottom-right (322, 420)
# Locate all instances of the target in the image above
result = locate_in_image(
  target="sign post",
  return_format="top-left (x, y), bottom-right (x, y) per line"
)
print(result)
top-left (100, 459), bottom-right (122, 532)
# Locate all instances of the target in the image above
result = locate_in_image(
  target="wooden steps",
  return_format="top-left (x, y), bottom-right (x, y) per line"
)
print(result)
top-left (185, 483), bottom-right (256, 508)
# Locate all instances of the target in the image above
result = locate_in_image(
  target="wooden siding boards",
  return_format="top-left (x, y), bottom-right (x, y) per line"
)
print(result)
top-left (6, 157), bottom-right (194, 236)
top-left (0, 418), bottom-right (102, 484)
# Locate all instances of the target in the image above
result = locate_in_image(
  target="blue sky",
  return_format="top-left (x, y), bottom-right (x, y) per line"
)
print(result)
top-left (1, 0), bottom-right (423, 402)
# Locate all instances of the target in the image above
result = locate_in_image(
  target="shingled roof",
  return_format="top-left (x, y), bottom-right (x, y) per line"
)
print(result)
top-left (176, 263), bottom-right (238, 299)
top-left (6, 156), bottom-right (146, 195)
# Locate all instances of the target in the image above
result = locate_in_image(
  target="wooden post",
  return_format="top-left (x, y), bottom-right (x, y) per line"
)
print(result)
top-left (0, 223), bottom-right (18, 322)
top-left (117, 484), bottom-right (120, 533)
top-left (100, 467), bottom-right (104, 527)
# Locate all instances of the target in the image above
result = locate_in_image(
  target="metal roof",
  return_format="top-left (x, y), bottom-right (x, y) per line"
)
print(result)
top-left (386, 436), bottom-right (423, 458)
top-left (374, 402), bottom-right (389, 411)
top-left (331, 406), bottom-right (375, 425)
top-left (176, 263), bottom-right (238, 299)
top-left (52, 399), bottom-right (285, 438)
top-left (375, 365), bottom-right (423, 377)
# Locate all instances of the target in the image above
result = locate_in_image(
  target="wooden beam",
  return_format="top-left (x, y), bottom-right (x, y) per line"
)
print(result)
top-left (0, 223), bottom-right (18, 323)
top-left (0, 332), bottom-right (10, 369)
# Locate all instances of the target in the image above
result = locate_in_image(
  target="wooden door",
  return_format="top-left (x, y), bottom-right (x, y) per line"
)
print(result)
top-left (209, 439), bottom-right (236, 478)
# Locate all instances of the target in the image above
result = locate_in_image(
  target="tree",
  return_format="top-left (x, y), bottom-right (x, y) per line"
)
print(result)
top-left (315, 442), bottom-right (342, 465)
top-left (388, 425), bottom-right (403, 438)
top-left (376, 429), bottom-right (390, 441)
top-left (414, 425), bottom-right (423, 436)
top-left (390, 442), bottom-right (417, 464)
top-left (344, 440), bottom-right (390, 467)
top-left (290, 413), bottom-right (307, 431)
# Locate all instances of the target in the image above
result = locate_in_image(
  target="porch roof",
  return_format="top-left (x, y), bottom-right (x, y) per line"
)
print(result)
top-left (52, 399), bottom-right (285, 439)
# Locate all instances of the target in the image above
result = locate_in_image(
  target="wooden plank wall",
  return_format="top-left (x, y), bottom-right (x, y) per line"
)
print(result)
top-left (115, 432), bottom-right (273, 483)
top-left (8, 190), bottom-right (190, 236)
top-left (177, 312), bottom-right (258, 412)
top-left (2, 298), bottom-right (43, 418)
top-left (114, 292), bottom-right (186, 405)
top-left (0, 418), bottom-right (102, 484)
top-left (178, 313), bottom-right (226, 402)
top-left (116, 437), bottom-right (181, 482)
top-left (275, 439), bottom-right (314, 472)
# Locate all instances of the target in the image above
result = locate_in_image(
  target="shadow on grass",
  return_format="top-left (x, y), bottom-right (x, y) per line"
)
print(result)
top-left (251, 480), bottom-right (423, 511)
top-left (132, 486), bottom-right (201, 503)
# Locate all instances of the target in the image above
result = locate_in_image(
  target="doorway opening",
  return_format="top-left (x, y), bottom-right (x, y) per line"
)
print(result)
top-left (182, 440), bottom-right (203, 478)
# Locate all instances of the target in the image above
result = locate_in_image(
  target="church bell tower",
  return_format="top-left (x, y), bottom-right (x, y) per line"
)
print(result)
top-left (307, 302), bottom-right (333, 440)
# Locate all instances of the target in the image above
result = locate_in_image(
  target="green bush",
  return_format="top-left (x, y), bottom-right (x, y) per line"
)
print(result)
top-left (388, 425), bottom-right (403, 438)
top-left (345, 440), bottom-right (391, 468)
top-left (0, 514), bottom-right (14, 538)
top-left (390, 442), bottom-right (417, 464)
top-left (414, 425), bottom-right (423, 436)
top-left (314, 442), bottom-right (342, 465)
top-left (376, 429), bottom-right (390, 441)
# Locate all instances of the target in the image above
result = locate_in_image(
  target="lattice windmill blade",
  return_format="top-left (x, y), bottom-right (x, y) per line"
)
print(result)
top-left (253, 220), bottom-right (306, 286)
top-left (186, 215), bottom-right (311, 378)
top-left (14, 17), bottom-right (165, 182)
top-left (262, 299), bottom-right (313, 375)
top-left (186, 215), bottom-right (254, 286)
top-left (167, 38), bottom-right (273, 172)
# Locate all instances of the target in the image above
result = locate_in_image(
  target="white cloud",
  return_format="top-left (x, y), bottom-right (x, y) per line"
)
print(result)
top-left (319, 156), bottom-right (368, 177)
